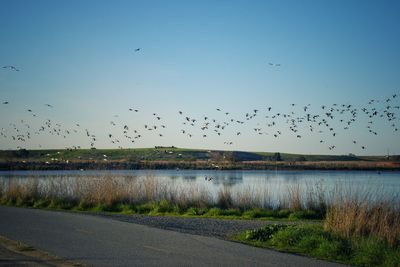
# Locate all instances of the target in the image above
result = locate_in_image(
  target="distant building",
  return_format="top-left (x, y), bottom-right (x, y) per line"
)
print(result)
top-left (155, 146), bottom-right (177, 149)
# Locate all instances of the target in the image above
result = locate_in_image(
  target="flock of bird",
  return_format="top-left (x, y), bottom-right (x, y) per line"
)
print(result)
top-left (0, 95), bottom-right (399, 152)
top-left (1, 62), bottom-right (399, 153)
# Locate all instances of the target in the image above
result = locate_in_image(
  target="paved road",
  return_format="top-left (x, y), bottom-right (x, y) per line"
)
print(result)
top-left (0, 206), bottom-right (346, 267)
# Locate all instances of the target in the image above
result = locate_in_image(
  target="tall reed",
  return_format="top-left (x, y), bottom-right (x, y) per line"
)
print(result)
top-left (324, 195), bottom-right (400, 246)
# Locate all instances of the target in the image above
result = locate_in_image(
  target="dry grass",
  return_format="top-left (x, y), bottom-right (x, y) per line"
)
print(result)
top-left (0, 174), bottom-right (310, 211)
top-left (287, 184), bottom-right (302, 211)
top-left (2, 179), bottom-right (40, 205)
top-left (305, 181), bottom-right (327, 215)
top-left (324, 197), bottom-right (400, 246)
top-left (0, 175), bottom-right (396, 212)
top-left (217, 185), bottom-right (233, 209)
top-left (233, 186), bottom-right (267, 210)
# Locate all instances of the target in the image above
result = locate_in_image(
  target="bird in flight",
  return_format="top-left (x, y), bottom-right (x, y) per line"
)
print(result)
top-left (2, 101), bottom-right (8, 104)
top-left (134, 48), bottom-right (141, 52)
top-left (2, 65), bottom-right (19, 71)
top-left (268, 62), bottom-right (281, 67)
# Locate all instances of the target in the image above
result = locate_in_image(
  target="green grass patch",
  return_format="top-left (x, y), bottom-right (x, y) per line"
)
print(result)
top-left (0, 196), bottom-right (325, 222)
top-left (47, 199), bottom-right (77, 210)
top-left (288, 210), bottom-right (321, 220)
top-left (233, 224), bottom-right (400, 267)
top-left (135, 202), bottom-right (155, 214)
top-left (148, 199), bottom-right (181, 215)
top-left (242, 208), bottom-right (279, 219)
top-left (33, 199), bottom-right (51, 208)
top-left (184, 207), bottom-right (208, 216)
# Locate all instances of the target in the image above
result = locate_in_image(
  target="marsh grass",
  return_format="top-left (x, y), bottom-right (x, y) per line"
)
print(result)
top-left (325, 198), bottom-right (400, 247)
top-left (0, 174), bottom-right (330, 219)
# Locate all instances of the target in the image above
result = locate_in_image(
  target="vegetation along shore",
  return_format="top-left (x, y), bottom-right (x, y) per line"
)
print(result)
top-left (1, 147), bottom-right (399, 170)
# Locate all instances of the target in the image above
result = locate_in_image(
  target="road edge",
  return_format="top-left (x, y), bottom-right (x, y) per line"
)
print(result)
top-left (0, 234), bottom-right (85, 267)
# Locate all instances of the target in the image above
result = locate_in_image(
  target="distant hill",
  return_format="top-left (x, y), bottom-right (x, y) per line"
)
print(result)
top-left (0, 147), bottom-right (397, 162)
top-left (0, 148), bottom-right (399, 171)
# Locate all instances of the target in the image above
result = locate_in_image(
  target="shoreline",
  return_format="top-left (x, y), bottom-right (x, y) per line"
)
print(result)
top-left (1, 160), bottom-right (400, 171)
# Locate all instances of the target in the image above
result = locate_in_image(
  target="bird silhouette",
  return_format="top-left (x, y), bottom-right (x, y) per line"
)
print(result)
top-left (2, 65), bottom-right (19, 71)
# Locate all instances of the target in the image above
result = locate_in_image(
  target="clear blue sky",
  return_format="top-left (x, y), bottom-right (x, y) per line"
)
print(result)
top-left (1, 0), bottom-right (399, 155)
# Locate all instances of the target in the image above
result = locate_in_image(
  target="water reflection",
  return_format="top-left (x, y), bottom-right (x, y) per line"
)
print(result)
top-left (208, 172), bottom-right (243, 186)
top-left (182, 175), bottom-right (196, 181)
top-left (0, 170), bottom-right (399, 203)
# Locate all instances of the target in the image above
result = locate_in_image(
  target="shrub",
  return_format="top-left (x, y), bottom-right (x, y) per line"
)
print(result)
top-left (270, 225), bottom-right (322, 248)
top-left (185, 207), bottom-right (208, 216)
top-left (277, 209), bottom-right (291, 218)
top-left (118, 203), bottom-right (135, 214)
top-left (149, 199), bottom-right (180, 214)
top-left (219, 208), bottom-right (241, 216)
top-left (206, 208), bottom-right (222, 216)
top-left (288, 210), bottom-right (321, 220)
top-left (76, 199), bottom-right (93, 211)
top-left (135, 202), bottom-right (154, 214)
top-left (245, 224), bottom-right (288, 241)
top-left (48, 198), bottom-right (76, 210)
top-left (243, 208), bottom-right (277, 219)
top-left (33, 199), bottom-right (50, 208)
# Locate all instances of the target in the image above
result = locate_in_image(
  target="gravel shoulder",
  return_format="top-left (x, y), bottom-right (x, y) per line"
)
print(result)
top-left (84, 212), bottom-right (302, 239)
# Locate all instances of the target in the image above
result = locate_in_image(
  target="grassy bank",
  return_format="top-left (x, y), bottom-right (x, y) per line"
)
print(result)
top-left (234, 223), bottom-right (400, 267)
top-left (232, 190), bottom-right (400, 266)
top-left (0, 197), bottom-right (324, 221)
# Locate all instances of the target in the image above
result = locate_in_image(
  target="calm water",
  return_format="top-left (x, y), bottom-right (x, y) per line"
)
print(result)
top-left (1, 170), bottom-right (400, 203)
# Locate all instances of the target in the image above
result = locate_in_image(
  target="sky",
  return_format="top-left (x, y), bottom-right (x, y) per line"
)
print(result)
top-left (0, 0), bottom-right (399, 155)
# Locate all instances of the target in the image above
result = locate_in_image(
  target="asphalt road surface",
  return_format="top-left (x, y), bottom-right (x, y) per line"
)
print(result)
top-left (0, 206), bottom-right (346, 267)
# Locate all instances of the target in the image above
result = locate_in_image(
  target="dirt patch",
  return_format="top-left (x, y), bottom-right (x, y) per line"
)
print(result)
top-left (0, 235), bottom-right (84, 267)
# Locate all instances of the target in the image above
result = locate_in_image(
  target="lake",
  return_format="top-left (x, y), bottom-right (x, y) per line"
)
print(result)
top-left (1, 170), bottom-right (399, 205)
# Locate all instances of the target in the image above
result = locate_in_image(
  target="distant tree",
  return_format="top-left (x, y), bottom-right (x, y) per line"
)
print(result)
top-left (388, 155), bottom-right (400, 161)
top-left (13, 149), bottom-right (29, 158)
top-left (296, 156), bottom-right (307, 161)
top-left (223, 152), bottom-right (235, 162)
top-left (272, 152), bottom-right (282, 161)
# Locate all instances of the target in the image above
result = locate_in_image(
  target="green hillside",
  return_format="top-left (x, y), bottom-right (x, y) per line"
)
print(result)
top-left (0, 147), bottom-right (396, 162)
